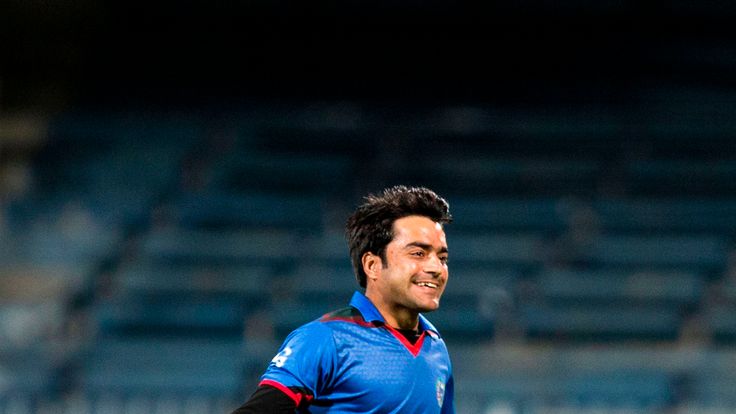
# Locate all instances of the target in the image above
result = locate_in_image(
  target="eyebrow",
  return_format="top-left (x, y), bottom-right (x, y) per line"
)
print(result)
top-left (404, 242), bottom-right (449, 254)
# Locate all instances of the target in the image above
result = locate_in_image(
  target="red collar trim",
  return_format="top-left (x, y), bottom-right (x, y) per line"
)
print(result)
top-left (384, 325), bottom-right (427, 357)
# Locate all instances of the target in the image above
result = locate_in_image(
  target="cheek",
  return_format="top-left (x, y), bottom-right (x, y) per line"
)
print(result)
top-left (404, 259), bottom-right (423, 275)
top-left (386, 260), bottom-right (418, 283)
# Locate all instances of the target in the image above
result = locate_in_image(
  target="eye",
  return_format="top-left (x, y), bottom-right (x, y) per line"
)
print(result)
top-left (439, 255), bottom-right (449, 264)
top-left (411, 250), bottom-right (425, 257)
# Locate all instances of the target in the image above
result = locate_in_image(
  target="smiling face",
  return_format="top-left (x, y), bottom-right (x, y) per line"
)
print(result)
top-left (363, 215), bottom-right (449, 329)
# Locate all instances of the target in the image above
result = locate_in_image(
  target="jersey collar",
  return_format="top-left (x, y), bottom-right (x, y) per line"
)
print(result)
top-left (349, 291), bottom-right (441, 337)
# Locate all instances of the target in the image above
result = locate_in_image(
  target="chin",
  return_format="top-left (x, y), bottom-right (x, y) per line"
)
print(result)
top-left (417, 300), bottom-right (441, 313)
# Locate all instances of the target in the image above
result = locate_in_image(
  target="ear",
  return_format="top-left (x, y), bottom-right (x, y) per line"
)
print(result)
top-left (361, 252), bottom-right (382, 283)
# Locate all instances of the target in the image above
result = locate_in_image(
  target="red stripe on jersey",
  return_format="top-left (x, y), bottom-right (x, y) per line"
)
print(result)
top-left (320, 314), bottom-right (377, 328)
top-left (259, 379), bottom-right (310, 406)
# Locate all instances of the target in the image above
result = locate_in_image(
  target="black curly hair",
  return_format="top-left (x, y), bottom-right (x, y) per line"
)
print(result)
top-left (345, 186), bottom-right (452, 288)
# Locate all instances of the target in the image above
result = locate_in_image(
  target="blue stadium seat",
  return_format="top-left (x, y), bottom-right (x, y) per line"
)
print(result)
top-left (707, 305), bottom-right (736, 343)
top-left (6, 216), bottom-right (121, 266)
top-left (595, 198), bottom-right (736, 234)
top-left (625, 159), bottom-right (736, 196)
top-left (456, 375), bottom-right (666, 409)
top-left (585, 235), bottom-right (728, 270)
top-left (426, 307), bottom-right (492, 341)
top-left (448, 233), bottom-right (544, 266)
top-left (404, 156), bottom-right (602, 197)
top-left (690, 375), bottom-right (736, 406)
top-left (522, 303), bottom-right (682, 341)
top-left (301, 231), bottom-right (351, 264)
top-left (535, 268), bottom-right (704, 305)
top-left (270, 300), bottom-right (336, 337)
top-left (211, 152), bottom-right (354, 195)
top-left (172, 192), bottom-right (327, 231)
top-left (443, 266), bottom-right (518, 297)
top-left (450, 198), bottom-right (566, 232)
top-left (287, 263), bottom-right (359, 301)
top-left (93, 296), bottom-right (246, 337)
top-left (142, 228), bottom-right (302, 265)
top-left (457, 371), bottom-right (672, 409)
top-left (80, 338), bottom-right (243, 395)
top-left (116, 261), bottom-right (272, 299)
top-left (0, 351), bottom-right (54, 396)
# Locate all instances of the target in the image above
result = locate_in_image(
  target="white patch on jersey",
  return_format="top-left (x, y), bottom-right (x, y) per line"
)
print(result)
top-left (436, 377), bottom-right (446, 407)
top-left (271, 346), bottom-right (293, 368)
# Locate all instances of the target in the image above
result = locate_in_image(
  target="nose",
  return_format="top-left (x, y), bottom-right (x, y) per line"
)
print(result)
top-left (424, 253), bottom-right (444, 277)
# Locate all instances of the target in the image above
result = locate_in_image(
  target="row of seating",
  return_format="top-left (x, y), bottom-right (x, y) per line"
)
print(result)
top-left (452, 344), bottom-right (736, 412)
top-left (0, 114), bottom-right (186, 411)
top-left (3, 105), bottom-right (736, 413)
top-left (382, 156), bottom-right (736, 198)
top-left (452, 197), bottom-right (736, 234)
top-left (0, 394), bottom-right (235, 414)
top-left (93, 270), bottom-right (723, 344)
top-left (139, 225), bottom-right (730, 270)
top-left (80, 338), bottom-right (244, 396)
top-left (141, 188), bottom-right (736, 236)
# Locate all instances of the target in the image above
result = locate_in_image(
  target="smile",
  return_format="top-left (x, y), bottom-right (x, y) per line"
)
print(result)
top-left (414, 281), bottom-right (439, 289)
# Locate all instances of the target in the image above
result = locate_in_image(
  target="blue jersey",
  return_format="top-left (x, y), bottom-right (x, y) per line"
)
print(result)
top-left (259, 291), bottom-right (455, 413)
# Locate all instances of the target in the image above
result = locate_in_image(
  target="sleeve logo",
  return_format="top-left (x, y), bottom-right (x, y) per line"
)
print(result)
top-left (271, 346), bottom-right (293, 368)
top-left (436, 377), bottom-right (446, 407)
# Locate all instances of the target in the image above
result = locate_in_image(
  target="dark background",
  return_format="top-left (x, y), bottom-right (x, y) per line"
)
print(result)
top-left (4, 1), bottom-right (736, 110)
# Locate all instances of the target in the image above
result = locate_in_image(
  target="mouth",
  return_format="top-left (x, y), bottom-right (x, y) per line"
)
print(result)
top-left (413, 281), bottom-right (440, 289)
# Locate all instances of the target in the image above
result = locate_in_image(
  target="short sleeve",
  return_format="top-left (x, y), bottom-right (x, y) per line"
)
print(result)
top-left (441, 373), bottom-right (455, 414)
top-left (260, 320), bottom-right (336, 398)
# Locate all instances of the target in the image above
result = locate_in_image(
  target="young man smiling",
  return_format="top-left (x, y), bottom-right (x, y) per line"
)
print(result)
top-left (232, 186), bottom-right (455, 413)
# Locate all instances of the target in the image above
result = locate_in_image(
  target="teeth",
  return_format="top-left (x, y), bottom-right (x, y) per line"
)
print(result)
top-left (416, 282), bottom-right (438, 288)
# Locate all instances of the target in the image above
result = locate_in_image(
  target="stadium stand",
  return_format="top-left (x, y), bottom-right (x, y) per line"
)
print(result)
top-left (2, 100), bottom-right (736, 414)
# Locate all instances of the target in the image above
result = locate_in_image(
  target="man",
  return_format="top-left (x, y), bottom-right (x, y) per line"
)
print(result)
top-left (232, 186), bottom-right (455, 413)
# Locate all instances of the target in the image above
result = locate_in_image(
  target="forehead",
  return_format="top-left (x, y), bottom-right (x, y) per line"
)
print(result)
top-left (391, 215), bottom-right (447, 246)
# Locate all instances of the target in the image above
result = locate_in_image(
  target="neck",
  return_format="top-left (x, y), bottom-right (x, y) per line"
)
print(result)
top-left (365, 290), bottom-right (419, 330)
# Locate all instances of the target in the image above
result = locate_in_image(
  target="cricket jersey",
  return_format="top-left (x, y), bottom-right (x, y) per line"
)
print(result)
top-left (258, 291), bottom-right (455, 413)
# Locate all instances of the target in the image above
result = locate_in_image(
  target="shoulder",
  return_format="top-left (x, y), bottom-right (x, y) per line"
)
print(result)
top-left (320, 306), bottom-right (372, 325)
top-left (280, 306), bottom-right (375, 352)
top-left (283, 306), bottom-right (364, 342)
top-left (286, 317), bottom-right (335, 343)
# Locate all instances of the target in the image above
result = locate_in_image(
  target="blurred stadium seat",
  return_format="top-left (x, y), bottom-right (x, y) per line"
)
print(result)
top-left (2, 101), bottom-right (736, 414)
